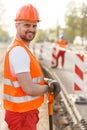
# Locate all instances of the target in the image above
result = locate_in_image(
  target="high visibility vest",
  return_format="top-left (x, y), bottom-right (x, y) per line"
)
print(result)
top-left (58, 39), bottom-right (67, 48)
top-left (3, 39), bottom-right (45, 112)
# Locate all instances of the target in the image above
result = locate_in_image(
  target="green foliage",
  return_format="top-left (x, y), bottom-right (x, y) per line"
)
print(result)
top-left (64, 1), bottom-right (87, 42)
top-left (79, 3), bottom-right (87, 38)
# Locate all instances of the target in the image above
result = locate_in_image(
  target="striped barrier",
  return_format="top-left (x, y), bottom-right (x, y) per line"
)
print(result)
top-left (51, 45), bottom-right (68, 68)
top-left (74, 53), bottom-right (87, 104)
top-left (74, 53), bottom-right (84, 91)
top-left (51, 46), bottom-right (58, 68)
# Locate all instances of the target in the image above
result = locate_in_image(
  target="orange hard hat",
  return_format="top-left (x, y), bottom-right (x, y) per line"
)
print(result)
top-left (14, 4), bottom-right (40, 22)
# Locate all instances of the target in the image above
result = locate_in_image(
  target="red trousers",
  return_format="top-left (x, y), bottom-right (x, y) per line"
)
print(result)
top-left (57, 50), bottom-right (65, 67)
top-left (5, 109), bottom-right (39, 130)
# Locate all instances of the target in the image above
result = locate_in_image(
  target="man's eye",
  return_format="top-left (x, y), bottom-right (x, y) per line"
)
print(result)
top-left (33, 25), bottom-right (37, 28)
top-left (24, 24), bottom-right (30, 27)
top-left (23, 24), bottom-right (37, 28)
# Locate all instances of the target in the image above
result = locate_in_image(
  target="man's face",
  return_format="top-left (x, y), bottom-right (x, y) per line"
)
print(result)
top-left (16, 20), bottom-right (37, 42)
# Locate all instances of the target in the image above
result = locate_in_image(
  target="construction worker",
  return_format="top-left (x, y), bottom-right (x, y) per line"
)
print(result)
top-left (56, 34), bottom-right (67, 68)
top-left (3, 4), bottom-right (61, 130)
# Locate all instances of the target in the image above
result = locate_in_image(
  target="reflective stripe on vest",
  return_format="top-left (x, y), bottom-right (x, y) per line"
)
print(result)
top-left (4, 94), bottom-right (40, 103)
top-left (4, 76), bottom-right (44, 88)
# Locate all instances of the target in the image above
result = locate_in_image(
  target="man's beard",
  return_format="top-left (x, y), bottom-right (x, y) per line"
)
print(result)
top-left (20, 31), bottom-right (36, 42)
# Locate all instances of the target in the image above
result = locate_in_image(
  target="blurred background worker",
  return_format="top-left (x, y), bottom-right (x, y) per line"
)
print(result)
top-left (3, 3), bottom-right (61, 130)
top-left (56, 34), bottom-right (68, 68)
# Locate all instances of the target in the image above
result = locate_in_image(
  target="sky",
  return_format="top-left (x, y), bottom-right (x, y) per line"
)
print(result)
top-left (1, 0), bottom-right (87, 36)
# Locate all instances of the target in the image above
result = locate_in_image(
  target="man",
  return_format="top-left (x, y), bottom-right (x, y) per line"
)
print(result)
top-left (3, 4), bottom-right (61, 130)
top-left (56, 34), bottom-right (67, 68)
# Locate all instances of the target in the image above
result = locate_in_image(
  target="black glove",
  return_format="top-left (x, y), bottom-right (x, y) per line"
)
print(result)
top-left (47, 79), bottom-right (61, 97)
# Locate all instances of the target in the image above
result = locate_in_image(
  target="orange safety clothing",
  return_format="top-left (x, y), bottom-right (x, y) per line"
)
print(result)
top-left (14, 4), bottom-right (40, 22)
top-left (3, 39), bottom-right (45, 112)
top-left (58, 39), bottom-right (67, 48)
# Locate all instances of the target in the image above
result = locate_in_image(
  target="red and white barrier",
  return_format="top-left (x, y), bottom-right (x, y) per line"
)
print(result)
top-left (73, 53), bottom-right (87, 103)
top-left (74, 53), bottom-right (84, 91)
top-left (51, 46), bottom-right (58, 67)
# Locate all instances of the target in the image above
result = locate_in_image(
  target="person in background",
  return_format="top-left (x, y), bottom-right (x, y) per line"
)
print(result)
top-left (3, 3), bottom-right (61, 130)
top-left (56, 34), bottom-right (68, 68)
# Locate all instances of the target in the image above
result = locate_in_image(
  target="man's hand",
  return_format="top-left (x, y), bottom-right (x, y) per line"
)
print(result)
top-left (47, 79), bottom-right (61, 97)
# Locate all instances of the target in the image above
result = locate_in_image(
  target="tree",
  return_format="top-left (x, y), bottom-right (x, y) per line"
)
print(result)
top-left (64, 1), bottom-right (87, 43)
top-left (78, 3), bottom-right (87, 39)
top-left (64, 1), bottom-right (80, 42)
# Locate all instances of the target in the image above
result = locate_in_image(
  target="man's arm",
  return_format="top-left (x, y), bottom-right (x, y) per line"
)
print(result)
top-left (16, 72), bottom-right (48, 96)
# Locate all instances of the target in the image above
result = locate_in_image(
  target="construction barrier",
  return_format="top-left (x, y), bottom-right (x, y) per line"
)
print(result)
top-left (73, 53), bottom-right (87, 104)
top-left (74, 53), bottom-right (84, 91)
top-left (51, 46), bottom-right (58, 68)
top-left (51, 45), bottom-right (68, 68)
